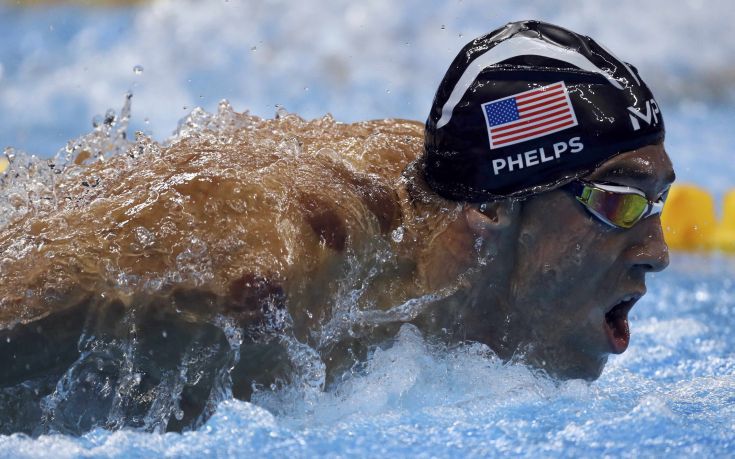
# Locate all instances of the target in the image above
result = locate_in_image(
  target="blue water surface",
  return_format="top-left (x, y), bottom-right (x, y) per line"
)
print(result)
top-left (0, 254), bottom-right (732, 458)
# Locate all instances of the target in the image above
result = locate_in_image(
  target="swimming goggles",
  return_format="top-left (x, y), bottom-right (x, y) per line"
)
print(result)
top-left (565, 180), bottom-right (667, 229)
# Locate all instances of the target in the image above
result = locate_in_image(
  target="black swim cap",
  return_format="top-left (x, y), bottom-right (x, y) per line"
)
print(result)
top-left (424, 20), bottom-right (665, 202)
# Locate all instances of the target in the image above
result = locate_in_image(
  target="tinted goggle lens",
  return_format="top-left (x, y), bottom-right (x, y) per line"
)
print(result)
top-left (579, 186), bottom-right (650, 228)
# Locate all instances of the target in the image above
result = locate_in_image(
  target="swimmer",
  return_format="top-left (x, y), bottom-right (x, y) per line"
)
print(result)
top-left (0, 20), bottom-right (674, 433)
top-left (406, 19), bottom-right (674, 380)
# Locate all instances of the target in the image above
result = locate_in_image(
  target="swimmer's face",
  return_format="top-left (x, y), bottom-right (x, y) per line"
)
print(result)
top-left (473, 143), bottom-right (675, 380)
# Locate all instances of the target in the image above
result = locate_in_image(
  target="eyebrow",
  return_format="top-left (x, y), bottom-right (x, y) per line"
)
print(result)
top-left (596, 164), bottom-right (676, 185)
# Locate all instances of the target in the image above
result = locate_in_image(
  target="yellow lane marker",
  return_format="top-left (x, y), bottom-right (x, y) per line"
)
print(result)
top-left (662, 184), bottom-right (716, 251)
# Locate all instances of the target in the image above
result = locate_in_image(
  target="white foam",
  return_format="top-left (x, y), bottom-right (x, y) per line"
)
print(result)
top-left (253, 324), bottom-right (580, 428)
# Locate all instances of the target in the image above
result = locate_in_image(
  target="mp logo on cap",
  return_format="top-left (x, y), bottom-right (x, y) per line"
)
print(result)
top-left (627, 98), bottom-right (661, 131)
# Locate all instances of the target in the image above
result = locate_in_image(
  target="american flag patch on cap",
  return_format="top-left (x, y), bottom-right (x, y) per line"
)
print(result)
top-left (481, 81), bottom-right (579, 149)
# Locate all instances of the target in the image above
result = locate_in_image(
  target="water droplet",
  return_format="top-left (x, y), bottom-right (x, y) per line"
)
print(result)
top-left (133, 65), bottom-right (144, 75)
top-left (441, 24), bottom-right (446, 30)
top-left (104, 109), bottom-right (116, 126)
top-left (385, 89), bottom-right (391, 94)
top-left (391, 226), bottom-right (405, 243)
top-left (275, 104), bottom-right (289, 119)
top-left (161, 330), bottom-right (168, 338)
top-left (458, 33), bottom-right (463, 38)
top-left (251, 46), bottom-right (257, 51)
top-left (134, 226), bottom-right (155, 248)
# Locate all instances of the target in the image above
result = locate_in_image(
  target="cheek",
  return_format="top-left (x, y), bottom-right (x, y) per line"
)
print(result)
top-left (511, 201), bottom-right (618, 314)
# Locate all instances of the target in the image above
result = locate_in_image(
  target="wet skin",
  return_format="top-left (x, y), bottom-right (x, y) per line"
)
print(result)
top-left (0, 117), bottom-right (674, 434)
top-left (419, 143), bottom-right (675, 380)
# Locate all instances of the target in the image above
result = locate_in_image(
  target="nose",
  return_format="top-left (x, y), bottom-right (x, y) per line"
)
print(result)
top-left (627, 215), bottom-right (670, 273)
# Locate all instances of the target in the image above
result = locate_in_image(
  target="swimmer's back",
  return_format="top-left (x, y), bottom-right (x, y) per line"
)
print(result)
top-left (0, 115), bottom-right (424, 331)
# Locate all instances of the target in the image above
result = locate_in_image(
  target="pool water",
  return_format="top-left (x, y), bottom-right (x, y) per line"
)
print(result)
top-left (0, 253), bottom-right (732, 457)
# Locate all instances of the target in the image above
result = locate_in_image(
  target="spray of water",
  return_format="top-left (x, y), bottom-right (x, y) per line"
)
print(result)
top-left (0, 96), bottom-right (469, 435)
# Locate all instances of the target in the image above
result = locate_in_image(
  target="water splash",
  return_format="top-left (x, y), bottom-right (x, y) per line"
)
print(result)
top-left (0, 255), bottom-right (732, 455)
top-left (0, 94), bottom-right (134, 228)
top-left (0, 97), bottom-right (435, 435)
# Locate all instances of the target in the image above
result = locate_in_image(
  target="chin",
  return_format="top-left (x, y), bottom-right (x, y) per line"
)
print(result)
top-left (534, 351), bottom-right (609, 381)
top-left (563, 355), bottom-right (608, 381)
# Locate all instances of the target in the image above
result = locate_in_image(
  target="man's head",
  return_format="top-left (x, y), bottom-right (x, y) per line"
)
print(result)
top-left (423, 20), bottom-right (664, 201)
top-left (453, 143), bottom-right (674, 380)
top-left (416, 20), bottom-right (674, 380)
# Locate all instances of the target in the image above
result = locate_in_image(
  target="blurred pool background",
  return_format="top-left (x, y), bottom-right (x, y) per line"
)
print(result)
top-left (1, 0), bottom-right (734, 457)
top-left (2, 0), bottom-right (735, 200)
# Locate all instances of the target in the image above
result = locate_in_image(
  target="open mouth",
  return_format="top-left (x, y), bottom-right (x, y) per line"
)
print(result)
top-left (604, 295), bottom-right (640, 354)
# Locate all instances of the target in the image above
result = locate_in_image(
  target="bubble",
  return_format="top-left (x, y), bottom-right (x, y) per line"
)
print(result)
top-left (133, 65), bottom-right (144, 75)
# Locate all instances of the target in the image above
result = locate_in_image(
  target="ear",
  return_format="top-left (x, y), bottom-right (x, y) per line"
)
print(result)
top-left (463, 200), bottom-right (518, 237)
